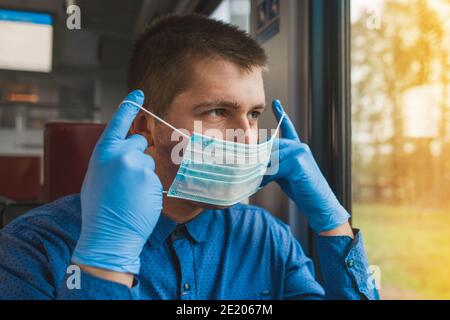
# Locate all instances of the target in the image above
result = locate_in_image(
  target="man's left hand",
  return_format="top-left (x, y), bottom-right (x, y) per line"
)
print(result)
top-left (262, 100), bottom-right (351, 234)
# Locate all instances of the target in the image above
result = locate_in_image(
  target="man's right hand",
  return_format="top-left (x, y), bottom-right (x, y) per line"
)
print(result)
top-left (72, 90), bottom-right (163, 281)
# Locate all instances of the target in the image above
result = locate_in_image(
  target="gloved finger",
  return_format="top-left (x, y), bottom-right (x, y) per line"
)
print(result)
top-left (261, 157), bottom-right (289, 187)
top-left (272, 100), bottom-right (301, 142)
top-left (261, 142), bottom-right (290, 187)
top-left (127, 134), bottom-right (148, 152)
top-left (142, 153), bottom-right (156, 171)
top-left (102, 90), bottom-right (145, 141)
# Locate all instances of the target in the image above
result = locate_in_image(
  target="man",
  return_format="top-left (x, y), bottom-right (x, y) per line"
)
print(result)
top-left (0, 14), bottom-right (378, 300)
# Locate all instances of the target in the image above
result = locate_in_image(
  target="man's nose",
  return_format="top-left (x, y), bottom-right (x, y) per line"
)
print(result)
top-left (231, 117), bottom-right (257, 144)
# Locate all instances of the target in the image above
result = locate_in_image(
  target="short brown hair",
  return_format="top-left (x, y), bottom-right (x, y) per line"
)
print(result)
top-left (128, 14), bottom-right (268, 116)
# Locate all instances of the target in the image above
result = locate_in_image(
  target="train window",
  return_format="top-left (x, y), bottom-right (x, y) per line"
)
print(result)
top-left (210, 0), bottom-right (251, 32)
top-left (351, 0), bottom-right (450, 299)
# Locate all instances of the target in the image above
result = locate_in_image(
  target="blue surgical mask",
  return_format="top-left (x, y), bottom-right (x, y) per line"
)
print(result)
top-left (124, 100), bottom-right (284, 206)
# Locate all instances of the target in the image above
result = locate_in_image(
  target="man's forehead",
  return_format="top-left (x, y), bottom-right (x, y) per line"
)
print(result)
top-left (187, 59), bottom-right (266, 104)
top-left (192, 57), bottom-right (264, 77)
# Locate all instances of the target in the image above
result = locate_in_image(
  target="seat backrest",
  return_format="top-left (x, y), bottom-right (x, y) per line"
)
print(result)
top-left (43, 122), bottom-right (105, 203)
top-left (0, 156), bottom-right (41, 202)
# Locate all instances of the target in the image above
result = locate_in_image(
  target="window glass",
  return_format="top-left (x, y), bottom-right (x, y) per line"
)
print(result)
top-left (351, 0), bottom-right (450, 299)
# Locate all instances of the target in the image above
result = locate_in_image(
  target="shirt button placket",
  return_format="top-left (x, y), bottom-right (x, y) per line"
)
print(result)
top-left (171, 228), bottom-right (196, 300)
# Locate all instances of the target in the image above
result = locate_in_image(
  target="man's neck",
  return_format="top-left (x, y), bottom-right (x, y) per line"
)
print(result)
top-left (162, 196), bottom-right (204, 224)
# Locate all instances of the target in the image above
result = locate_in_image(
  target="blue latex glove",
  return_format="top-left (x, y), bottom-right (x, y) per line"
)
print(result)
top-left (72, 90), bottom-right (163, 274)
top-left (262, 100), bottom-right (350, 232)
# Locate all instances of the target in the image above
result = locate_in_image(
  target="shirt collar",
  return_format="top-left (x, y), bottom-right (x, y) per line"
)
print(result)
top-left (185, 209), bottom-right (214, 243)
top-left (148, 213), bottom-right (177, 247)
top-left (148, 209), bottom-right (215, 246)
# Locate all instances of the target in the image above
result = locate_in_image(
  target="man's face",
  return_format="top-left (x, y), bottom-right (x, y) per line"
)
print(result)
top-left (134, 58), bottom-right (266, 209)
top-left (162, 58), bottom-right (265, 142)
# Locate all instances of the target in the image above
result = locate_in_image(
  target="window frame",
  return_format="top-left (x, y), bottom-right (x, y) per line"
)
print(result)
top-left (309, 0), bottom-right (352, 217)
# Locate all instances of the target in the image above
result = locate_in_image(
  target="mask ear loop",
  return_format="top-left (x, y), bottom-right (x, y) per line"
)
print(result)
top-left (122, 100), bottom-right (191, 195)
top-left (272, 113), bottom-right (286, 139)
top-left (264, 113), bottom-right (287, 172)
top-left (122, 100), bottom-right (191, 139)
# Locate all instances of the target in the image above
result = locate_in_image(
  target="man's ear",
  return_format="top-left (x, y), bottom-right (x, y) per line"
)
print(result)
top-left (130, 110), bottom-right (155, 146)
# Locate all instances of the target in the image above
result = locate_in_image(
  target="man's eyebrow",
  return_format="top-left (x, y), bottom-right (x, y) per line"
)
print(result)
top-left (192, 99), bottom-right (266, 111)
top-left (192, 99), bottom-right (240, 110)
top-left (252, 103), bottom-right (266, 110)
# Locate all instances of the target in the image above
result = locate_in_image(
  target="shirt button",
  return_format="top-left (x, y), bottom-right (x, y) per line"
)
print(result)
top-left (346, 259), bottom-right (355, 268)
top-left (183, 283), bottom-right (190, 291)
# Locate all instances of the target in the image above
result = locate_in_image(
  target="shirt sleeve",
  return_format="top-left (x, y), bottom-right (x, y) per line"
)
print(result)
top-left (283, 228), bottom-right (380, 300)
top-left (0, 230), bottom-right (55, 299)
top-left (313, 229), bottom-right (380, 300)
top-left (57, 270), bottom-right (140, 300)
top-left (282, 225), bottom-right (326, 300)
top-left (0, 223), bottom-right (140, 300)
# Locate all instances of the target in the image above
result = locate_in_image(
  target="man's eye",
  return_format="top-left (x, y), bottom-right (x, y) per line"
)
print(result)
top-left (248, 111), bottom-right (261, 120)
top-left (205, 108), bottom-right (226, 118)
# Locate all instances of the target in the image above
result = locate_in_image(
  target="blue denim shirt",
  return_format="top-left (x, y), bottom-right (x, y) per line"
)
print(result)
top-left (0, 195), bottom-right (379, 300)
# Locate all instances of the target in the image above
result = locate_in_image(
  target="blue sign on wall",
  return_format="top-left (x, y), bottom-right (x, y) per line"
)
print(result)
top-left (256, 0), bottom-right (280, 44)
